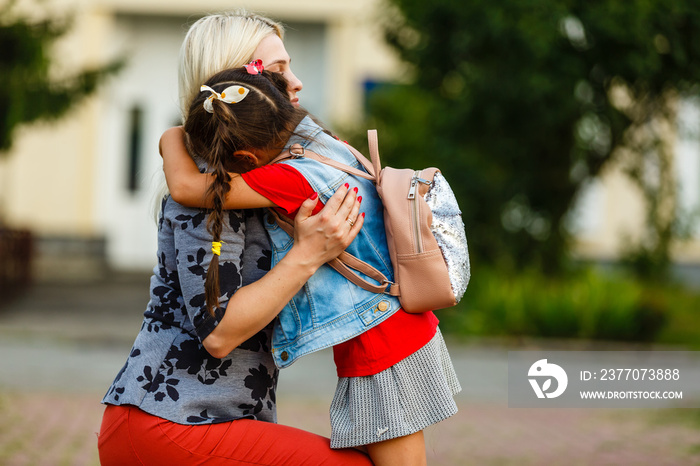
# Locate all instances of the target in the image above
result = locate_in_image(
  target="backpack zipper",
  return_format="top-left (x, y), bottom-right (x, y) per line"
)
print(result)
top-left (407, 171), bottom-right (431, 253)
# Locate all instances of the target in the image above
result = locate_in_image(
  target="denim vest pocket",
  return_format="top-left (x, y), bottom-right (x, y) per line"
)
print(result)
top-left (273, 300), bottom-right (300, 344)
top-left (264, 212), bottom-right (294, 253)
top-left (357, 296), bottom-right (397, 327)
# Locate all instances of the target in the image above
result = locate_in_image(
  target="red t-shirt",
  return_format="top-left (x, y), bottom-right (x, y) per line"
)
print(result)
top-left (241, 164), bottom-right (438, 377)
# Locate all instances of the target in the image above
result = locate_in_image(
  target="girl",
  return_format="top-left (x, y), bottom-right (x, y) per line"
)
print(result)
top-left (160, 66), bottom-right (461, 466)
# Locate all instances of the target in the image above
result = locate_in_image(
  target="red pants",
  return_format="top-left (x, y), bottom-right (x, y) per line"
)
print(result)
top-left (98, 405), bottom-right (372, 465)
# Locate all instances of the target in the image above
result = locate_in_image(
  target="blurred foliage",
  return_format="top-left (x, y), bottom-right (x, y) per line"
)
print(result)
top-left (0, 2), bottom-right (122, 154)
top-left (436, 267), bottom-right (700, 345)
top-left (361, 0), bottom-right (700, 277)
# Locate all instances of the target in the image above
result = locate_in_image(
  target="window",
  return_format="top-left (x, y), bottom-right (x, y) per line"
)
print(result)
top-left (126, 105), bottom-right (143, 193)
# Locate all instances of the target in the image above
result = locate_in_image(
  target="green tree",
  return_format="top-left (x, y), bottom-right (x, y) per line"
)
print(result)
top-left (0, 4), bottom-right (122, 154)
top-left (367, 0), bottom-right (700, 276)
top-left (0, 3), bottom-right (122, 300)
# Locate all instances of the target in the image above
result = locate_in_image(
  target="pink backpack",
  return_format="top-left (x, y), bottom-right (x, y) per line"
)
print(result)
top-left (272, 130), bottom-right (470, 313)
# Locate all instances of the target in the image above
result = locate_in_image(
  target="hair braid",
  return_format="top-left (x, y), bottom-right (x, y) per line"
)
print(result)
top-left (184, 67), bottom-right (308, 317)
top-left (203, 101), bottom-right (238, 316)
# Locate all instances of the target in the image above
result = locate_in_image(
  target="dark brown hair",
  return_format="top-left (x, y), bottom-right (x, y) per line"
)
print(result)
top-left (184, 68), bottom-right (306, 316)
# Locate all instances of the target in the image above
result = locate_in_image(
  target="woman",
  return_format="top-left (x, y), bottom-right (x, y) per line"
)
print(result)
top-left (97, 11), bottom-right (372, 464)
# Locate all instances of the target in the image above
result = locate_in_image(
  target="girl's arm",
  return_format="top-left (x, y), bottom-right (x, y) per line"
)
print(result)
top-left (202, 184), bottom-right (364, 358)
top-left (159, 126), bottom-right (274, 210)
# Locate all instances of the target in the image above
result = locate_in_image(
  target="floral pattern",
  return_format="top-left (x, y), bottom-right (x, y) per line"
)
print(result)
top-left (102, 199), bottom-right (276, 425)
top-left (239, 363), bottom-right (278, 416)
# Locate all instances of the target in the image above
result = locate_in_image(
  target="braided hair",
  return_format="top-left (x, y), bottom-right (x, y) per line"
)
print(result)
top-left (184, 68), bottom-right (307, 316)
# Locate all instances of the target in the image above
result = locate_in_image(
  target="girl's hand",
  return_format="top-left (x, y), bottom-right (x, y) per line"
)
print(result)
top-left (159, 126), bottom-right (185, 158)
top-left (289, 184), bottom-right (364, 270)
top-left (160, 126), bottom-right (207, 206)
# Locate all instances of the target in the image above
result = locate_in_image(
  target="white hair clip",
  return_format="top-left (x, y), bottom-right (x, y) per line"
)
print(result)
top-left (200, 84), bottom-right (250, 113)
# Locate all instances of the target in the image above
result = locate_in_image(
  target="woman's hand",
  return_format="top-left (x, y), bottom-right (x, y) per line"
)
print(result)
top-left (203, 184), bottom-right (364, 358)
top-left (287, 184), bottom-right (364, 272)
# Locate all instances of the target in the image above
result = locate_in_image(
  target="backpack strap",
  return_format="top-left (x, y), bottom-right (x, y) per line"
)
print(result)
top-left (265, 133), bottom-right (400, 297)
top-left (267, 208), bottom-right (400, 297)
top-left (344, 144), bottom-right (376, 178)
top-left (328, 256), bottom-right (400, 296)
top-left (367, 130), bottom-right (382, 178)
top-left (271, 144), bottom-right (376, 181)
top-left (269, 131), bottom-right (381, 177)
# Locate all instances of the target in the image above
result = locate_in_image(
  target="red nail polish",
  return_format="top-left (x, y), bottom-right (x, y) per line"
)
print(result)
top-left (361, 212), bottom-right (366, 218)
top-left (310, 192), bottom-right (318, 200)
top-left (344, 183), bottom-right (349, 189)
top-left (357, 196), bottom-right (362, 203)
top-left (353, 187), bottom-right (358, 193)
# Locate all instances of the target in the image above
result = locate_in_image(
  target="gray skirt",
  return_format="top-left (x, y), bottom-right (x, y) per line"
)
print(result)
top-left (329, 327), bottom-right (461, 449)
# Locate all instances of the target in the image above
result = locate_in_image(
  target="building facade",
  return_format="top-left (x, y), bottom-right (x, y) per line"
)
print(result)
top-left (1, 0), bottom-right (401, 276)
top-left (2, 0), bottom-right (699, 278)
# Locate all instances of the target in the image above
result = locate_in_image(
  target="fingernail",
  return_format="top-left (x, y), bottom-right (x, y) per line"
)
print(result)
top-left (344, 183), bottom-right (349, 189)
top-left (357, 196), bottom-right (362, 203)
top-left (310, 192), bottom-right (318, 200)
top-left (353, 187), bottom-right (358, 193)
top-left (361, 212), bottom-right (366, 218)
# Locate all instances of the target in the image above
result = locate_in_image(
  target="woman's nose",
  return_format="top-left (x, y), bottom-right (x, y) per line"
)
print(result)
top-left (287, 70), bottom-right (303, 93)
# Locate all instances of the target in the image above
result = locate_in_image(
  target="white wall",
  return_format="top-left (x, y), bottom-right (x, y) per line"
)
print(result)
top-left (96, 15), bottom-right (185, 270)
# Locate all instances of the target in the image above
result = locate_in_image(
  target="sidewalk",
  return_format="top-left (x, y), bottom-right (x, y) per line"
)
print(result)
top-left (0, 274), bottom-right (699, 465)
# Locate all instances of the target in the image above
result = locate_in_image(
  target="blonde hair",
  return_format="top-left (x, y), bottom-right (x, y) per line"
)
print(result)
top-left (178, 10), bottom-right (284, 118)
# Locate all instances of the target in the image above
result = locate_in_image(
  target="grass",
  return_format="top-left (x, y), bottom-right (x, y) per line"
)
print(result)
top-left (439, 266), bottom-right (700, 348)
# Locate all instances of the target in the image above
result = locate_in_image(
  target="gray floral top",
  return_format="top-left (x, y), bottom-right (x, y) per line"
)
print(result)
top-left (102, 197), bottom-right (277, 424)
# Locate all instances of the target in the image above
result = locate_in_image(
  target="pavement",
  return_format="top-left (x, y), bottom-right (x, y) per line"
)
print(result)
top-left (1, 273), bottom-right (699, 465)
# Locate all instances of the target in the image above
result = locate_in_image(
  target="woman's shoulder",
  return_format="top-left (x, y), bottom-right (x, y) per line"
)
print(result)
top-left (162, 195), bottom-right (206, 217)
top-left (158, 197), bottom-right (250, 257)
top-left (161, 197), bottom-right (242, 233)
top-left (157, 197), bottom-right (207, 238)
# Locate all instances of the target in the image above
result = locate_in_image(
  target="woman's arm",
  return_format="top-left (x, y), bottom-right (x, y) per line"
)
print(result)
top-left (159, 126), bottom-right (274, 209)
top-left (202, 184), bottom-right (364, 358)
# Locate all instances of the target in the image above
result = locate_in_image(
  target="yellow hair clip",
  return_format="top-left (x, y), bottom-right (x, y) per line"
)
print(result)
top-left (211, 241), bottom-right (223, 256)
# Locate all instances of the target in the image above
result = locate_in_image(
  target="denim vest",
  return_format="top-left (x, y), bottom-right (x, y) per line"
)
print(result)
top-left (264, 117), bottom-right (401, 368)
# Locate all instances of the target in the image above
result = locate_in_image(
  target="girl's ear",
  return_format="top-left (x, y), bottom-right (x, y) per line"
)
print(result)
top-left (233, 149), bottom-right (259, 168)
